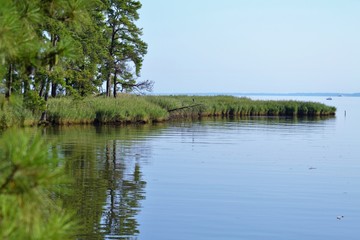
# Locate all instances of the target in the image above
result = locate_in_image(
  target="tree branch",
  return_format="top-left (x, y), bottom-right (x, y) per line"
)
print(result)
top-left (120, 80), bottom-right (154, 93)
top-left (0, 164), bottom-right (19, 194)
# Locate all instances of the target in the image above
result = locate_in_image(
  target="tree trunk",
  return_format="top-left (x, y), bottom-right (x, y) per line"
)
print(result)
top-left (39, 82), bottom-right (45, 98)
top-left (49, 34), bottom-right (58, 98)
top-left (105, 24), bottom-right (116, 97)
top-left (40, 34), bottom-right (57, 122)
top-left (106, 71), bottom-right (111, 97)
top-left (113, 69), bottom-right (118, 98)
top-left (44, 79), bottom-right (50, 102)
top-left (51, 82), bottom-right (58, 97)
top-left (5, 64), bottom-right (13, 99)
top-left (23, 77), bottom-right (30, 97)
top-left (23, 66), bottom-right (33, 97)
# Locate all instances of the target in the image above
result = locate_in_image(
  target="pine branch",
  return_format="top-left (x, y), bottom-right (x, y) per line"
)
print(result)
top-left (0, 164), bottom-right (19, 194)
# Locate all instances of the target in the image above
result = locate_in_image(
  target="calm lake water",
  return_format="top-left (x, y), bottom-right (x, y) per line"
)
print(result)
top-left (45, 96), bottom-right (360, 240)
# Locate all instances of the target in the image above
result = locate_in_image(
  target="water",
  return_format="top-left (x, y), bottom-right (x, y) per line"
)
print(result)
top-left (45, 96), bottom-right (360, 240)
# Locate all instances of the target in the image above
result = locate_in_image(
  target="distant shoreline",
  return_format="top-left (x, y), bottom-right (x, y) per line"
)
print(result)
top-left (151, 92), bottom-right (360, 97)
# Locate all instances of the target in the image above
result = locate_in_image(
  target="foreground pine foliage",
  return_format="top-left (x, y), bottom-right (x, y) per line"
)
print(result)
top-left (0, 130), bottom-right (76, 240)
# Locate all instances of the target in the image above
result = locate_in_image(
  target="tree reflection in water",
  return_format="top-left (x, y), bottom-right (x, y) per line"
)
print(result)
top-left (47, 126), bottom-right (152, 239)
top-left (100, 140), bottom-right (146, 239)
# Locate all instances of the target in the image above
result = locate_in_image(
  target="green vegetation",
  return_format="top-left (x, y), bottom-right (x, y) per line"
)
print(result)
top-left (146, 95), bottom-right (336, 118)
top-left (47, 95), bottom-right (168, 124)
top-left (0, 130), bottom-right (75, 239)
top-left (0, 0), bottom-right (149, 119)
top-left (0, 94), bottom-right (336, 128)
top-left (0, 95), bottom-right (37, 130)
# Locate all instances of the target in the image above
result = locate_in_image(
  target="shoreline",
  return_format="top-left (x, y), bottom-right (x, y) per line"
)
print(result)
top-left (1, 95), bottom-right (337, 129)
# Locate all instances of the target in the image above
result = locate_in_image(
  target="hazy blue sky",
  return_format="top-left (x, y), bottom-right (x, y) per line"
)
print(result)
top-left (138, 0), bottom-right (360, 93)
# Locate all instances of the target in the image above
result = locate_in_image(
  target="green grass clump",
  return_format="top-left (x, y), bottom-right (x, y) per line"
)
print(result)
top-left (0, 95), bottom-right (37, 130)
top-left (47, 95), bottom-right (169, 125)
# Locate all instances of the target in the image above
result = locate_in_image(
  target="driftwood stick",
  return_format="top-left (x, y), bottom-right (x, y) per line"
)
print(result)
top-left (168, 104), bottom-right (203, 112)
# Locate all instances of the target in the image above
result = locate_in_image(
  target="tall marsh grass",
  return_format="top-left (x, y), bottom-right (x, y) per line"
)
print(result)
top-left (146, 95), bottom-right (336, 118)
top-left (47, 95), bottom-right (169, 125)
top-left (0, 95), bottom-right (37, 130)
top-left (0, 94), bottom-right (336, 128)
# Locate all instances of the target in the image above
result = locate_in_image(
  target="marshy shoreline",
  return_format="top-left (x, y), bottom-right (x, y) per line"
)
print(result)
top-left (1, 95), bottom-right (336, 129)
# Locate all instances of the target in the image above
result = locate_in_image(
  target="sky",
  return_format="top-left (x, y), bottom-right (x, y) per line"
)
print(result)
top-left (138, 0), bottom-right (360, 94)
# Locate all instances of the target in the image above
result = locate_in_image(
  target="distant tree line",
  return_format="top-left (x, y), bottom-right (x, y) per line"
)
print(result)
top-left (0, 0), bottom-right (150, 105)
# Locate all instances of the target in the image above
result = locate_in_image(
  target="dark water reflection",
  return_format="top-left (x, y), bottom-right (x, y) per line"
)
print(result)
top-left (44, 125), bottom-right (163, 239)
top-left (44, 97), bottom-right (359, 240)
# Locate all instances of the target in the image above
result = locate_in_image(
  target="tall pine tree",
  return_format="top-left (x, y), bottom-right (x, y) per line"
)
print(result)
top-left (101, 0), bottom-right (148, 97)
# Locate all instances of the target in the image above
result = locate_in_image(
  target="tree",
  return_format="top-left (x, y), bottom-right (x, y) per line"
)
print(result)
top-left (1, 0), bottom-right (105, 116)
top-left (60, 1), bottom-right (108, 97)
top-left (101, 0), bottom-right (148, 97)
top-left (0, 0), bottom-right (42, 99)
top-left (38, 0), bottom-right (101, 100)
